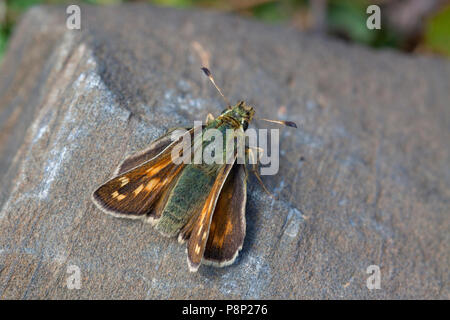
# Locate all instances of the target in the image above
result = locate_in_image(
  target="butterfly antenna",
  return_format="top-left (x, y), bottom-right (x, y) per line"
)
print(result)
top-left (258, 118), bottom-right (297, 128)
top-left (201, 67), bottom-right (231, 107)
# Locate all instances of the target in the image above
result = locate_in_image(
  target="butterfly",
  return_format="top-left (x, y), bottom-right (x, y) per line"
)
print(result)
top-left (92, 67), bottom-right (296, 272)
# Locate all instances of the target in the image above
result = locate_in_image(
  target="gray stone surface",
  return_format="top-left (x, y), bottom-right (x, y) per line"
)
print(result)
top-left (0, 4), bottom-right (449, 299)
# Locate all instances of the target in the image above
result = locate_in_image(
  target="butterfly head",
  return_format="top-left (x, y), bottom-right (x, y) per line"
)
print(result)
top-left (221, 101), bottom-right (255, 130)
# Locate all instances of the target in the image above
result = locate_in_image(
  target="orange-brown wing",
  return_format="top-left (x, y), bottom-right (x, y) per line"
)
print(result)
top-left (203, 164), bottom-right (247, 267)
top-left (186, 162), bottom-right (235, 272)
top-left (91, 128), bottom-right (192, 220)
top-left (113, 128), bottom-right (190, 176)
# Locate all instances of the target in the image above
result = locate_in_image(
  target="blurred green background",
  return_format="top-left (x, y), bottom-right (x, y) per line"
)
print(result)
top-left (0, 0), bottom-right (449, 62)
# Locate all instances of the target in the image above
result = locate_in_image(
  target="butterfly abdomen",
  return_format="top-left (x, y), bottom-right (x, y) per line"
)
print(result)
top-left (154, 165), bottom-right (217, 236)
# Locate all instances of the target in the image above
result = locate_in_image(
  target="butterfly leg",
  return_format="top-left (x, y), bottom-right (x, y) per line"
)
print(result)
top-left (205, 113), bottom-right (215, 125)
top-left (245, 147), bottom-right (275, 199)
top-left (248, 146), bottom-right (264, 161)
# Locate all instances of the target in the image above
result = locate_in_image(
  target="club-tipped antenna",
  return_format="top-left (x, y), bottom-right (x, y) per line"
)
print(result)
top-left (258, 118), bottom-right (297, 128)
top-left (201, 67), bottom-right (231, 107)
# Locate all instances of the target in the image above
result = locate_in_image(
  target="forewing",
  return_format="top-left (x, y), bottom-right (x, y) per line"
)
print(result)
top-left (203, 164), bottom-right (247, 267)
top-left (114, 127), bottom-right (190, 176)
top-left (186, 162), bottom-right (235, 272)
top-left (92, 128), bottom-right (193, 219)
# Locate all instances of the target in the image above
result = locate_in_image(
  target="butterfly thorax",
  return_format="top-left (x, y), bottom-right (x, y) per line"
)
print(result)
top-left (217, 101), bottom-right (255, 130)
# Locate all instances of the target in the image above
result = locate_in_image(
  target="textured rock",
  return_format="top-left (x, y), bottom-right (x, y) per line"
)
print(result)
top-left (0, 4), bottom-right (449, 299)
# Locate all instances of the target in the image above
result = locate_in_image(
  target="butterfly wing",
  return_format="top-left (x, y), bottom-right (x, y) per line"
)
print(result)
top-left (203, 164), bottom-right (247, 267)
top-left (186, 161), bottom-right (236, 272)
top-left (92, 128), bottom-right (193, 221)
top-left (114, 127), bottom-right (190, 176)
